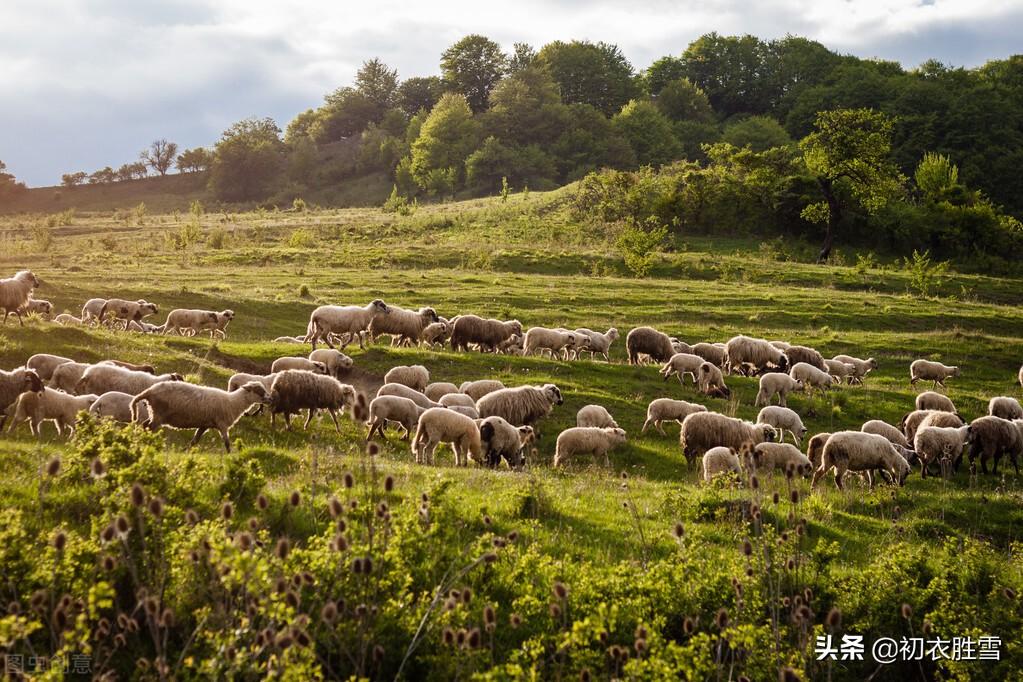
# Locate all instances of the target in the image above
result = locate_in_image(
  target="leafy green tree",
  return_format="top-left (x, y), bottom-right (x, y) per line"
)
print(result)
top-left (397, 76), bottom-right (446, 117)
top-left (508, 42), bottom-right (537, 73)
top-left (409, 93), bottom-right (480, 191)
top-left (800, 108), bottom-right (904, 262)
top-left (314, 88), bottom-right (381, 142)
top-left (549, 103), bottom-right (636, 180)
top-left (536, 40), bottom-right (640, 116)
top-left (61, 171), bottom-right (87, 187)
top-left (612, 100), bottom-right (681, 167)
top-left (681, 33), bottom-right (778, 116)
top-left (655, 78), bottom-right (714, 122)
top-left (440, 35), bottom-right (507, 113)
top-left (176, 147), bottom-right (213, 173)
top-left (644, 56), bottom-right (687, 95)
top-left (287, 136), bottom-right (319, 186)
top-left (483, 67), bottom-right (562, 146)
top-left (914, 152), bottom-right (959, 200)
top-left (140, 139), bottom-right (178, 176)
top-left (722, 116), bottom-right (792, 151)
top-left (355, 58), bottom-right (399, 110)
top-left (465, 137), bottom-right (556, 192)
top-left (285, 108), bottom-right (322, 144)
top-left (209, 117), bottom-right (286, 202)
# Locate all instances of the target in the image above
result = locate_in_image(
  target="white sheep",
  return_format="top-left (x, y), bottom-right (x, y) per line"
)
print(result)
top-left (554, 328), bottom-right (592, 360)
top-left (0, 368), bottom-right (44, 431)
top-left (368, 305), bottom-right (439, 346)
top-left (376, 383), bottom-right (439, 410)
top-left (19, 297), bottom-right (52, 319)
top-left (754, 373), bottom-right (803, 407)
top-left (806, 432), bottom-right (832, 469)
top-left (307, 300), bottom-right (389, 350)
top-left (914, 424), bottom-right (970, 477)
top-left (789, 362), bottom-right (833, 395)
top-left (273, 336), bottom-right (307, 344)
top-left (446, 405), bottom-right (480, 419)
top-left (439, 393), bottom-right (476, 409)
top-left (476, 384), bottom-right (563, 428)
top-left (989, 396), bottom-right (1023, 421)
top-left (269, 370), bottom-right (357, 432)
top-left (49, 362), bottom-right (91, 393)
top-left (270, 357), bottom-right (329, 375)
top-left (54, 313), bottom-right (84, 326)
top-left (99, 299), bottom-right (159, 329)
top-left (478, 416), bottom-right (533, 468)
top-left (832, 354), bottom-right (878, 384)
top-left (861, 420), bottom-right (910, 448)
top-left (783, 345), bottom-right (827, 371)
top-left (691, 342), bottom-right (726, 368)
top-left (1019, 365), bottom-right (1023, 388)
top-left (696, 362), bottom-right (730, 398)
top-left (915, 391), bottom-right (957, 413)
top-left (756, 406), bottom-right (807, 446)
top-left (450, 315), bottom-right (522, 353)
top-left (724, 335), bottom-right (788, 375)
top-left (553, 426), bottom-right (627, 467)
top-left (366, 395), bottom-right (426, 441)
top-left (8, 388), bottom-right (98, 437)
top-left (750, 442), bottom-right (812, 476)
top-left (459, 380), bottom-right (505, 402)
top-left (132, 381), bottom-right (270, 452)
top-left (626, 326), bottom-right (680, 365)
top-left (76, 364), bottom-right (183, 396)
top-left (910, 359), bottom-right (960, 389)
top-left (308, 349), bottom-right (354, 379)
top-left (383, 365), bottom-right (430, 393)
top-left (0, 271), bottom-right (41, 325)
top-left (902, 409), bottom-right (964, 443)
top-left (90, 391), bottom-right (150, 424)
top-left (573, 328), bottom-right (619, 362)
top-left (811, 431), bottom-right (911, 490)
top-left (411, 407), bottom-right (482, 466)
top-left (420, 320), bottom-right (453, 349)
top-left (659, 353), bottom-right (705, 386)
top-left (703, 446), bottom-right (741, 482)
top-left (576, 404), bottom-right (618, 429)
top-left (227, 372), bottom-right (278, 416)
top-left (425, 382), bottom-right (460, 401)
top-left (680, 412), bottom-right (777, 463)
top-left (26, 354), bottom-right (75, 382)
top-left (163, 309), bottom-right (235, 338)
top-left (80, 298), bottom-right (107, 325)
top-left (823, 359), bottom-right (856, 384)
top-left (523, 327), bottom-right (584, 359)
top-left (641, 398), bottom-right (707, 436)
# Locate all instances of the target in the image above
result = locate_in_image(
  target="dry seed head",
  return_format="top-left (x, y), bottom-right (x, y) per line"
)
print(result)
top-left (790, 490), bottom-right (800, 504)
top-left (367, 442), bottom-right (380, 456)
top-left (715, 608), bottom-right (728, 629)
top-left (91, 458), bottom-right (106, 479)
top-left (484, 605), bottom-right (496, 625)
top-left (510, 613), bottom-right (522, 628)
top-left (772, 492), bottom-right (780, 504)
top-left (673, 522), bottom-right (685, 539)
top-left (130, 483), bottom-right (145, 507)
top-left (148, 497), bottom-right (164, 518)
top-left (46, 457), bottom-right (61, 477)
top-left (236, 532), bottom-right (253, 551)
top-left (550, 603), bottom-right (562, 618)
top-left (467, 627), bottom-right (481, 648)
top-left (826, 607), bottom-right (841, 628)
top-left (461, 587), bottom-right (472, 604)
top-left (442, 627), bottom-right (455, 646)
top-left (742, 539), bottom-right (752, 556)
top-left (185, 509), bottom-right (199, 525)
top-left (634, 638), bottom-right (646, 653)
top-left (683, 616), bottom-right (695, 635)
top-left (221, 502), bottom-right (234, 520)
top-left (115, 515), bottom-right (130, 536)
top-left (257, 494), bottom-right (269, 510)
top-left (372, 644), bottom-right (384, 662)
top-left (901, 603), bottom-right (913, 619)
top-left (289, 490), bottom-right (301, 507)
top-left (52, 530), bottom-right (67, 552)
top-left (384, 475), bottom-right (394, 492)
top-left (553, 582), bottom-right (568, 600)
top-left (275, 538), bottom-right (290, 560)
top-left (780, 667), bottom-right (801, 682)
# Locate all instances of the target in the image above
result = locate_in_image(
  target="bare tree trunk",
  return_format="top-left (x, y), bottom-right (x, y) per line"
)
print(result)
top-left (816, 177), bottom-right (841, 264)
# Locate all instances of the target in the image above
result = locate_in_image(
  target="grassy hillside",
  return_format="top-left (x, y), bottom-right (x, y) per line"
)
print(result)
top-left (0, 191), bottom-right (1021, 679)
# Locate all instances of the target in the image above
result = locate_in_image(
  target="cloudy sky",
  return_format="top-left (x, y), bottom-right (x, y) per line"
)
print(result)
top-left (1, 0), bottom-right (1021, 187)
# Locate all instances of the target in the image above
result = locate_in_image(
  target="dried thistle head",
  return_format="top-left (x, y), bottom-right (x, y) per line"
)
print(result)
top-left (52, 530), bottom-right (67, 553)
top-left (185, 509), bottom-right (199, 525)
top-left (275, 538), bottom-right (291, 560)
top-left (673, 522), bottom-right (685, 539)
top-left (221, 502), bottom-right (234, 520)
top-left (826, 607), bottom-right (841, 628)
top-left (90, 458), bottom-right (106, 479)
top-left (553, 582), bottom-right (568, 600)
top-left (289, 490), bottom-right (301, 507)
top-left (130, 483), bottom-right (146, 507)
top-left (715, 608), bottom-right (728, 629)
top-left (46, 457), bottom-right (61, 477)
top-left (148, 497), bottom-right (164, 518)
top-left (384, 475), bottom-right (394, 492)
top-left (256, 494), bottom-right (269, 510)
top-left (900, 603), bottom-right (913, 619)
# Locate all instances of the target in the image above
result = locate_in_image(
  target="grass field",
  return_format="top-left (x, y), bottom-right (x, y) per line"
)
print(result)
top-left (1, 189), bottom-right (1021, 679)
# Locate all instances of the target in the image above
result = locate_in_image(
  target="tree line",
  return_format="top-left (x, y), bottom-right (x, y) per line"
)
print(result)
top-left (55, 140), bottom-right (212, 188)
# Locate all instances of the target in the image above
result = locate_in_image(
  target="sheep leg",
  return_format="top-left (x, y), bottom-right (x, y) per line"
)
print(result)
top-left (188, 427), bottom-right (208, 449)
top-left (304, 408), bottom-right (316, 429)
top-left (219, 428), bottom-right (232, 453)
top-left (327, 409), bottom-right (341, 434)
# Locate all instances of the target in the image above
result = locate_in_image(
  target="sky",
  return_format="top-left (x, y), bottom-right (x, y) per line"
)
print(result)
top-left (1, 0), bottom-right (1021, 187)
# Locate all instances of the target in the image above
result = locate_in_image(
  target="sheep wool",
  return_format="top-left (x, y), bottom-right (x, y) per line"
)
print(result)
top-left (269, 370), bottom-right (357, 433)
top-left (806, 432), bottom-right (832, 469)
top-left (376, 383), bottom-right (439, 409)
top-left (270, 357), bottom-right (328, 375)
top-left (26, 354), bottom-right (74, 382)
top-left (369, 305), bottom-right (440, 346)
top-left (576, 404), bottom-right (618, 429)
top-left (641, 398), bottom-right (707, 436)
top-left (755, 373), bottom-right (803, 407)
top-left (680, 412), bottom-right (776, 463)
top-left (383, 365), bottom-right (430, 393)
top-left (424, 382), bottom-right (460, 401)
top-left (90, 391), bottom-right (150, 424)
top-left (860, 420), bottom-right (910, 448)
top-left (789, 362), bottom-right (833, 394)
top-left (0, 270), bottom-right (41, 325)
top-left (366, 395), bottom-right (426, 441)
top-left (724, 335), bottom-right (788, 375)
top-left (751, 442), bottom-right (812, 476)
top-left (659, 353), bottom-right (705, 385)
top-left (308, 349), bottom-right (354, 379)
top-left (450, 315), bottom-right (522, 353)
top-left (988, 396), bottom-right (1023, 421)
top-left (915, 391), bottom-right (957, 413)
top-left (459, 380), bottom-right (505, 402)
top-left (696, 362), bottom-right (730, 397)
top-left (573, 328), bottom-right (619, 361)
top-left (49, 362), bottom-right (91, 394)
top-left (811, 431), bottom-right (911, 490)
top-left (914, 424), bottom-right (970, 477)
top-left (756, 406), bottom-right (807, 446)
top-left (783, 345), bottom-right (826, 371)
top-left (476, 384), bottom-right (564, 428)
top-left (8, 388), bottom-right (99, 437)
top-left (0, 368), bottom-right (45, 431)
top-left (703, 446), bottom-right (741, 482)
top-left (626, 326), bottom-right (678, 365)
top-left (478, 415), bottom-right (532, 468)
top-left (910, 359), bottom-right (960, 389)
top-left (412, 407), bottom-right (482, 466)
top-left (966, 415), bottom-right (1022, 476)
top-left (553, 427), bottom-right (627, 467)
top-left (831, 354), bottom-right (878, 384)
top-left (307, 300), bottom-right (389, 350)
top-left (77, 365), bottom-right (183, 396)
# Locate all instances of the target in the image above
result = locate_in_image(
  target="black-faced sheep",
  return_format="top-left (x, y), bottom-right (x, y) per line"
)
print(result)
top-left (26, 354), bottom-right (74, 382)
top-left (412, 407), bottom-right (481, 465)
top-left (910, 359), bottom-right (960, 389)
top-left (479, 416), bottom-right (533, 468)
top-left (915, 391), bottom-right (957, 413)
top-left (811, 431), bottom-right (911, 490)
top-left (269, 370), bottom-right (357, 433)
top-left (641, 398), bottom-right (707, 436)
top-left (703, 446), bottom-right (741, 482)
top-left (724, 335), bottom-right (788, 376)
top-left (8, 388), bottom-right (99, 437)
top-left (366, 395), bottom-right (426, 441)
top-left (383, 365), bottom-right (430, 393)
top-left (626, 326), bottom-right (679, 365)
top-left (450, 315), bottom-right (522, 353)
top-left (755, 373), bottom-right (803, 407)
top-left (966, 416), bottom-right (1022, 475)
top-left (369, 305), bottom-right (440, 346)
top-left (0, 270), bottom-right (41, 325)
top-left (553, 427), bottom-right (627, 467)
top-left (679, 412), bottom-right (776, 464)
top-left (989, 396), bottom-right (1023, 421)
top-left (756, 406), bottom-right (807, 446)
top-left (308, 300), bottom-right (389, 350)
top-left (476, 384), bottom-right (563, 429)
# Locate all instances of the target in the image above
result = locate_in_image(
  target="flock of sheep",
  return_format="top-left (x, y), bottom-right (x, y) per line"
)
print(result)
top-left (3, 269), bottom-right (1023, 490)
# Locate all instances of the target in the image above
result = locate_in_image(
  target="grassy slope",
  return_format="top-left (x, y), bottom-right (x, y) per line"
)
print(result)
top-left (2, 190), bottom-right (1023, 585)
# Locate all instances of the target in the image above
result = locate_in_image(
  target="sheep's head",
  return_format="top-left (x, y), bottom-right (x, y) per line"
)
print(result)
top-left (543, 384), bottom-right (563, 405)
top-left (240, 382), bottom-right (272, 404)
top-left (22, 369), bottom-right (44, 393)
top-left (508, 320), bottom-right (522, 335)
top-left (607, 427), bottom-right (627, 444)
top-left (420, 307), bottom-right (439, 322)
top-left (221, 310), bottom-right (235, 321)
top-left (776, 354), bottom-right (790, 371)
top-left (761, 424), bottom-right (778, 443)
top-left (312, 361), bottom-right (329, 375)
top-left (894, 454), bottom-right (911, 486)
top-left (950, 366), bottom-right (961, 377)
top-left (370, 299), bottom-right (389, 314)
top-left (168, 373), bottom-right (185, 382)
top-left (606, 328), bottom-right (619, 341)
top-left (15, 271), bottom-right (40, 288)
top-left (517, 425), bottom-right (536, 446)
top-left (338, 354), bottom-right (354, 369)
top-left (140, 302), bottom-right (158, 316)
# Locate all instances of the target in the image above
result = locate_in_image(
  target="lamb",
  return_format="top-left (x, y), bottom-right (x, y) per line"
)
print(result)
top-left (823, 359), bottom-right (856, 384)
top-left (307, 300), bottom-right (390, 350)
top-left (131, 381), bottom-right (269, 452)
top-left (703, 446), bottom-right (742, 482)
top-left (988, 396), bottom-right (1023, 421)
top-left (691, 342), bottom-right (726, 368)
top-left (269, 370), bottom-right (357, 433)
top-left (696, 362), bottom-right (730, 397)
top-left (420, 320), bottom-right (453, 349)
top-left (376, 383), bottom-right (440, 410)
top-left (459, 380), bottom-right (505, 402)
top-left (755, 373), bottom-right (803, 407)
top-left (98, 298), bottom-right (159, 329)
top-left (411, 407), bottom-right (482, 466)
top-left (861, 420), bottom-right (910, 448)
top-left (811, 431), bottom-right (911, 490)
top-left (439, 393), bottom-right (477, 409)
top-left (901, 409), bottom-right (964, 443)
top-left (914, 424), bottom-right (970, 477)
top-left (54, 314), bottom-right (84, 326)
top-left (756, 406), bottom-right (807, 446)
top-left (910, 359), bottom-right (960, 389)
top-left (163, 309), bottom-right (235, 339)
top-left (425, 382), bottom-right (460, 401)
top-left (26, 354), bottom-right (74, 382)
top-left (76, 364), bottom-right (184, 396)
top-left (366, 395), bottom-right (427, 441)
top-left (966, 416), bottom-right (1022, 475)
top-left (784, 345), bottom-right (827, 371)
top-left (227, 372), bottom-right (277, 393)
top-left (368, 305), bottom-right (440, 346)
top-left (497, 334), bottom-right (524, 355)
top-left (0, 271), bottom-right (41, 325)
top-left (127, 320), bottom-right (163, 334)
top-left (641, 398), bottom-right (707, 436)
top-left (789, 362), bottom-right (833, 395)
top-left (724, 335), bottom-right (788, 375)
top-left (0, 367), bottom-right (44, 431)
top-left (679, 412), bottom-right (776, 463)
top-left (307, 349), bottom-right (354, 379)
top-left (49, 362), bottom-right (91, 394)
top-left (576, 404), bottom-right (618, 429)
top-left (383, 365), bottom-right (430, 393)
top-left (476, 384), bottom-right (563, 428)
top-left (659, 353), bottom-right (705, 386)
top-left (553, 427), bottom-right (627, 467)
top-left (626, 326), bottom-right (679, 365)
top-left (90, 391), bottom-right (150, 424)
top-left (831, 355), bottom-right (878, 384)
top-left (81, 298), bottom-right (107, 325)
top-left (8, 388), bottom-right (99, 437)
top-left (270, 357), bottom-right (329, 375)
top-left (573, 328), bottom-right (619, 362)
top-left (19, 297), bottom-right (52, 318)
top-left (750, 442), bottom-right (812, 476)
top-left (450, 315), bottom-right (522, 353)
top-left (915, 391), bottom-right (957, 413)
top-left (478, 416), bottom-right (533, 468)
top-left (806, 432), bottom-right (832, 469)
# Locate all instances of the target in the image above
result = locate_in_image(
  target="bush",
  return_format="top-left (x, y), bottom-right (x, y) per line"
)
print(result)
top-left (616, 219), bottom-right (667, 277)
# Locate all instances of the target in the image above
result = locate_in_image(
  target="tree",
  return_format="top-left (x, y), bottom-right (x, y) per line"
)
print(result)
top-left (397, 76), bottom-right (447, 117)
top-left (644, 56), bottom-right (687, 95)
top-left (140, 139), bottom-right (178, 176)
top-left (285, 108), bottom-right (322, 144)
top-left (116, 162), bottom-right (148, 181)
top-left (549, 103), bottom-right (636, 180)
top-left (483, 67), bottom-right (562, 146)
top-left (89, 167), bottom-right (115, 184)
top-left (441, 35), bottom-right (507, 113)
top-left (508, 42), bottom-right (537, 73)
top-left (612, 100), bottom-right (681, 167)
top-left (536, 40), bottom-right (640, 116)
top-left (722, 116), bottom-right (792, 151)
top-left (0, 160), bottom-right (26, 198)
top-left (61, 172), bottom-right (87, 187)
top-left (681, 33), bottom-right (779, 117)
top-left (800, 108), bottom-right (904, 262)
top-left (355, 58), bottom-right (399, 110)
top-left (176, 147), bottom-right (213, 173)
top-left (314, 87), bottom-right (382, 142)
top-left (464, 137), bottom-right (556, 192)
top-left (208, 117), bottom-right (286, 202)
top-left (654, 78), bottom-right (714, 122)
top-left (409, 93), bottom-right (480, 192)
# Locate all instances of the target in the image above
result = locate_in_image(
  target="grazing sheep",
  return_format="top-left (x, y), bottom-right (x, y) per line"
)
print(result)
top-left (476, 384), bottom-right (564, 428)
top-left (756, 406), bottom-right (807, 446)
top-left (861, 420), bottom-right (910, 448)
top-left (439, 393), bottom-right (476, 409)
top-left (910, 359), bottom-right (960, 389)
top-left (576, 404), bottom-right (618, 429)
top-left (832, 354), bottom-right (877, 384)
top-left (100, 360), bottom-right (156, 374)
top-left (54, 313), bottom-right (84, 326)
top-left (127, 320), bottom-right (163, 334)
top-left (691, 342), bottom-right (726, 368)
top-left (49, 362), bottom-right (91, 393)
top-left (755, 373), bottom-right (803, 407)
top-left (914, 424), bottom-right (970, 477)
top-left (626, 326), bottom-right (679, 365)
top-left (989, 396), bottom-right (1023, 421)
top-left (450, 315), bottom-right (522, 353)
top-left (806, 432), bottom-right (832, 469)
top-left (132, 381), bottom-right (270, 452)
top-left (98, 299), bottom-right (159, 329)
top-left (446, 405), bottom-right (480, 419)
top-left (20, 297), bottom-right (52, 318)
top-left (90, 391), bottom-right (150, 424)
top-left (915, 391), bottom-right (957, 413)
top-left (724, 335), bottom-right (788, 376)
top-left (901, 409), bottom-right (964, 443)
top-left (270, 357), bottom-right (329, 375)
top-left (641, 398), bottom-right (707, 436)
top-left (811, 431), bottom-right (911, 490)
top-left (750, 442), bottom-right (812, 476)
top-left (770, 341), bottom-right (791, 350)
top-left (163, 309), bottom-right (235, 338)
top-left (966, 416), bottom-right (1022, 475)
top-left (307, 300), bottom-right (390, 350)
top-left (8, 388), bottom-right (99, 437)
top-left (789, 362), bottom-right (833, 395)
top-left (553, 427), bottom-right (627, 467)
top-left (659, 353), bottom-right (705, 386)
top-left (522, 327), bottom-right (582, 359)
top-left (696, 362), bottom-right (730, 397)
top-left (703, 446), bottom-right (742, 482)
top-left (497, 334), bottom-right (524, 355)
top-left (459, 380), bottom-right (506, 402)
top-left (680, 412), bottom-right (776, 463)
top-left (383, 365), bottom-right (430, 393)
top-left (0, 368), bottom-right (44, 431)
top-left (227, 372), bottom-right (278, 416)
top-left (376, 383), bottom-right (439, 410)
top-left (26, 354), bottom-right (74, 382)
top-left (76, 364), bottom-right (183, 397)
top-left (420, 320), bottom-right (453, 349)
top-left (366, 395), bottom-right (426, 441)
top-left (0, 270), bottom-right (41, 325)
top-left (823, 359), bottom-right (856, 384)
top-left (369, 305), bottom-right (440, 346)
top-left (425, 382), bottom-right (459, 401)
top-left (308, 349), bottom-right (354, 379)
top-left (784, 345), bottom-right (826, 371)
top-left (81, 298), bottom-right (107, 325)
top-left (269, 370), bottom-right (357, 432)
top-left (478, 416), bottom-right (533, 468)
top-left (574, 328), bottom-right (619, 361)
top-left (411, 407), bottom-right (481, 465)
